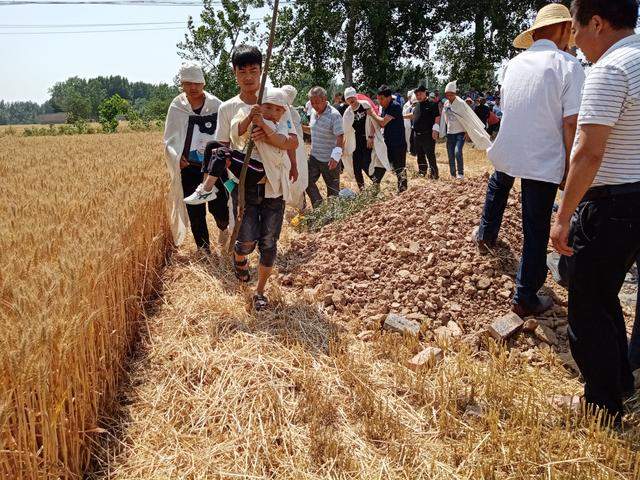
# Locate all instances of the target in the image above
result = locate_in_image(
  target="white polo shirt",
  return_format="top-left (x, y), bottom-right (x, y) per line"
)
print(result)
top-left (575, 34), bottom-right (640, 186)
top-left (488, 39), bottom-right (585, 184)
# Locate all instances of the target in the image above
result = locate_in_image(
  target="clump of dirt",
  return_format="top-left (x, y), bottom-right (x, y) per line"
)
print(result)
top-left (279, 176), bottom-right (570, 355)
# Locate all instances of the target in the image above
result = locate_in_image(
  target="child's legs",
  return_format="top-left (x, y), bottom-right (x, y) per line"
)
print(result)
top-left (256, 197), bottom-right (286, 295)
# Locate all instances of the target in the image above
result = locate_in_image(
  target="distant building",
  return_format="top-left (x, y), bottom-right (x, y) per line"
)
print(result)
top-left (36, 113), bottom-right (69, 124)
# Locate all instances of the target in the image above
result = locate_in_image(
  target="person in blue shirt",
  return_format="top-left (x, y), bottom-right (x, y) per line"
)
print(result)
top-left (368, 84), bottom-right (408, 192)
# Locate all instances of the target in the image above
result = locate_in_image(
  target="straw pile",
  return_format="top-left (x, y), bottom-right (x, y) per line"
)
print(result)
top-left (97, 167), bottom-right (640, 478)
top-left (0, 132), bottom-right (171, 479)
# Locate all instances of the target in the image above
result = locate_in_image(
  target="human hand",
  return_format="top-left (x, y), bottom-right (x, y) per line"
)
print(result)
top-left (550, 218), bottom-right (573, 256)
top-left (251, 126), bottom-right (267, 142)
top-left (367, 138), bottom-right (374, 149)
top-left (179, 156), bottom-right (189, 169)
top-left (249, 104), bottom-right (262, 121)
top-left (328, 159), bottom-right (339, 170)
top-left (432, 131), bottom-right (438, 141)
top-left (289, 165), bottom-right (299, 182)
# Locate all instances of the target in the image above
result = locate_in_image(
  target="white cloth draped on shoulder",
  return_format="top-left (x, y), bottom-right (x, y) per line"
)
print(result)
top-left (163, 91), bottom-right (222, 246)
top-left (342, 100), bottom-right (391, 177)
top-left (230, 110), bottom-right (293, 203)
top-left (287, 107), bottom-right (309, 210)
top-left (438, 96), bottom-right (493, 151)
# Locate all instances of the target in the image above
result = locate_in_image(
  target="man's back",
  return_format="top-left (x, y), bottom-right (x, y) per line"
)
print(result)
top-left (489, 39), bottom-right (584, 184)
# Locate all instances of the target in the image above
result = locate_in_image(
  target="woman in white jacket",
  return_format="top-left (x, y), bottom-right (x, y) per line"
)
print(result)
top-left (342, 87), bottom-right (391, 191)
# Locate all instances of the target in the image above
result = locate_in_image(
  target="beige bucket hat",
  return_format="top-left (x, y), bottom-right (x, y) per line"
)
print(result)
top-left (513, 3), bottom-right (575, 49)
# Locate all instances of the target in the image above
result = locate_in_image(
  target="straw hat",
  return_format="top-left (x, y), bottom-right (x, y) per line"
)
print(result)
top-left (513, 3), bottom-right (575, 50)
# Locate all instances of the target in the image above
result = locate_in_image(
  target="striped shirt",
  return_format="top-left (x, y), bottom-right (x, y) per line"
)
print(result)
top-left (310, 104), bottom-right (344, 162)
top-left (577, 34), bottom-right (640, 186)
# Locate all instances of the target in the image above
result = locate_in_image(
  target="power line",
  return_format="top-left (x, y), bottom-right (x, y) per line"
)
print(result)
top-left (0, 21), bottom-right (185, 27)
top-left (0, 1), bottom-right (206, 5)
top-left (0, 26), bottom-right (188, 33)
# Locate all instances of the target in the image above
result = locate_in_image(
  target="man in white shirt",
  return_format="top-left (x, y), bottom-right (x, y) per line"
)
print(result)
top-left (473, 3), bottom-right (585, 318)
top-left (551, 0), bottom-right (640, 423)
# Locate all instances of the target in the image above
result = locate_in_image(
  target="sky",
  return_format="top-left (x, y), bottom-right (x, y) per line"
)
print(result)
top-left (0, 2), bottom-right (218, 103)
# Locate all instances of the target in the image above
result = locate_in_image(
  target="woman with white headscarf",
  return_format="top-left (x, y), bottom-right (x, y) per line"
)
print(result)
top-left (163, 61), bottom-right (228, 251)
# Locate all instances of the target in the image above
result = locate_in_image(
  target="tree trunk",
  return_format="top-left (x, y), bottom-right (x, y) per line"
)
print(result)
top-left (474, 12), bottom-right (485, 60)
top-left (343, 10), bottom-right (356, 87)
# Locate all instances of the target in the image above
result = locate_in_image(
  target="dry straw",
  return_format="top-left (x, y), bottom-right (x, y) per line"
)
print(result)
top-left (0, 132), bottom-right (171, 478)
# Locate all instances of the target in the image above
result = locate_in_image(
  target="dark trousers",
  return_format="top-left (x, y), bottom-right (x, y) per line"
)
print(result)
top-left (631, 258), bottom-right (640, 372)
top-left (181, 165), bottom-right (229, 249)
top-left (446, 132), bottom-right (465, 176)
top-left (384, 145), bottom-right (408, 192)
top-left (353, 147), bottom-right (384, 190)
top-left (414, 131), bottom-right (438, 177)
top-left (477, 171), bottom-right (557, 307)
top-left (306, 155), bottom-right (341, 208)
top-left (565, 192), bottom-right (640, 417)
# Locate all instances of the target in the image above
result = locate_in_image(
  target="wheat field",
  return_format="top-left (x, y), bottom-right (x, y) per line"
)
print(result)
top-left (0, 132), bottom-right (171, 478)
top-left (2, 133), bottom-right (640, 479)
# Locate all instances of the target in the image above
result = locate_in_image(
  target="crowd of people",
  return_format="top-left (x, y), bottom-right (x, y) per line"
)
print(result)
top-left (163, 0), bottom-right (640, 427)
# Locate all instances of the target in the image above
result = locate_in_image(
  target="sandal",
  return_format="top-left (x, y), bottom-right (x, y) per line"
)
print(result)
top-left (253, 294), bottom-right (269, 311)
top-left (234, 256), bottom-right (250, 283)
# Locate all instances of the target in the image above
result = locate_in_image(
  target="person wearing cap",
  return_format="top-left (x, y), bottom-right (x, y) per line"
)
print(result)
top-left (163, 61), bottom-right (228, 253)
top-left (302, 86), bottom-right (345, 208)
top-left (411, 85), bottom-right (441, 179)
top-left (368, 84), bottom-right (409, 192)
top-left (342, 86), bottom-right (391, 190)
top-left (473, 3), bottom-right (585, 319)
top-left (550, 0), bottom-right (640, 423)
top-left (437, 80), bottom-right (492, 179)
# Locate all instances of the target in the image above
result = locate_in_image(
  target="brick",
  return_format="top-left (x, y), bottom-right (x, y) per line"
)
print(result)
top-left (407, 347), bottom-right (443, 370)
top-left (383, 313), bottom-right (420, 336)
top-left (488, 312), bottom-right (524, 341)
top-left (522, 319), bottom-right (539, 333)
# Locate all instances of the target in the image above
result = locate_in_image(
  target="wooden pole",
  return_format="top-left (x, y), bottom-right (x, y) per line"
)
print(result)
top-left (228, 0), bottom-right (280, 255)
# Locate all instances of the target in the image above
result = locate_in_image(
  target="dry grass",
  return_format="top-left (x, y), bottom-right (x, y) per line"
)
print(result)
top-left (0, 132), bottom-right (171, 478)
top-left (91, 142), bottom-right (640, 479)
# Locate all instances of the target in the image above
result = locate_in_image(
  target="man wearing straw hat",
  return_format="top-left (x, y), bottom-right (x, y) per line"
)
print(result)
top-left (472, 3), bottom-right (585, 318)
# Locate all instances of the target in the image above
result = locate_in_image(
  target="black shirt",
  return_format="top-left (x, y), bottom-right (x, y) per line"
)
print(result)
top-left (412, 100), bottom-right (439, 133)
top-left (381, 100), bottom-right (406, 149)
top-left (352, 104), bottom-right (368, 150)
top-left (334, 102), bottom-right (348, 116)
top-left (475, 104), bottom-right (490, 126)
top-left (193, 105), bottom-right (203, 115)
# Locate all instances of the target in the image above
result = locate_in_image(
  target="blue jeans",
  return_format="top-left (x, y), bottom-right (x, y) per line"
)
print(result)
top-left (478, 171), bottom-right (558, 308)
top-left (446, 132), bottom-right (465, 176)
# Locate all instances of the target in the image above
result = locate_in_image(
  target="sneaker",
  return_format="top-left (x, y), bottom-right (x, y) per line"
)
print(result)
top-left (512, 295), bottom-right (554, 318)
top-left (218, 229), bottom-right (229, 249)
top-left (471, 226), bottom-right (495, 255)
top-left (456, 174), bottom-right (465, 179)
top-left (184, 184), bottom-right (218, 205)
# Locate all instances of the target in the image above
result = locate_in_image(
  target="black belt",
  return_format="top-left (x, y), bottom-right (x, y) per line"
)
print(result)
top-left (413, 130), bottom-right (431, 136)
top-left (582, 181), bottom-right (640, 202)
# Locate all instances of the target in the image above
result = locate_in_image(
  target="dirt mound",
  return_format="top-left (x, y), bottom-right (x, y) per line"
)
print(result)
top-left (280, 176), bottom-right (569, 353)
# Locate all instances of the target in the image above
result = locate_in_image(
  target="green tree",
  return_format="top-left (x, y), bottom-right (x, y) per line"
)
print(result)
top-left (177, 0), bottom-right (264, 101)
top-left (98, 94), bottom-right (130, 133)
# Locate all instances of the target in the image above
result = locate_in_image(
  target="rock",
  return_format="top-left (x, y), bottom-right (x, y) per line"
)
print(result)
top-left (522, 319), bottom-right (539, 333)
top-left (323, 294), bottom-right (334, 307)
top-left (410, 274), bottom-right (421, 283)
top-left (357, 330), bottom-right (376, 342)
top-left (426, 253), bottom-right (435, 267)
top-left (409, 242), bottom-right (420, 254)
top-left (449, 302), bottom-right (462, 313)
top-left (387, 242), bottom-right (398, 252)
top-left (331, 291), bottom-right (345, 306)
top-left (397, 270), bottom-right (411, 278)
top-left (446, 320), bottom-right (463, 337)
top-left (497, 290), bottom-right (512, 300)
top-left (383, 313), bottom-right (420, 336)
top-left (534, 325), bottom-right (558, 346)
top-left (488, 312), bottom-right (524, 341)
top-left (407, 347), bottom-right (443, 370)
top-left (477, 277), bottom-right (492, 290)
top-left (558, 351), bottom-right (579, 373)
top-left (463, 404), bottom-right (484, 419)
top-left (406, 313), bottom-right (429, 323)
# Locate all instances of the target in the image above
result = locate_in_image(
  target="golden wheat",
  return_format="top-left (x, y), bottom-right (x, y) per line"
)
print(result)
top-left (0, 132), bottom-right (171, 479)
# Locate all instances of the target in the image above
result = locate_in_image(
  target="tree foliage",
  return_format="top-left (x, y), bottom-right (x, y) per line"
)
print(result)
top-left (98, 94), bottom-right (131, 133)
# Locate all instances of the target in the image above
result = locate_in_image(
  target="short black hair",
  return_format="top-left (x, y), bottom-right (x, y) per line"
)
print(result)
top-left (377, 84), bottom-right (392, 97)
top-left (571, 0), bottom-right (638, 29)
top-left (231, 44), bottom-right (262, 70)
top-left (415, 84), bottom-right (427, 93)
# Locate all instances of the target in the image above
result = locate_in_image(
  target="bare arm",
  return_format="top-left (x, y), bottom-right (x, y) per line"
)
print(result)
top-left (335, 133), bottom-right (344, 149)
top-left (368, 109), bottom-right (394, 127)
top-left (551, 124), bottom-right (612, 255)
top-left (561, 114), bottom-right (578, 188)
top-left (302, 124), bottom-right (311, 135)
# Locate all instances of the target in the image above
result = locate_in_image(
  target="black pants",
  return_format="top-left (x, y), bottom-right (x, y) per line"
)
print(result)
top-left (564, 191), bottom-right (640, 417)
top-left (353, 147), bottom-right (384, 190)
top-left (384, 145), bottom-right (408, 193)
top-left (477, 171), bottom-right (558, 308)
top-left (181, 165), bottom-right (229, 249)
top-left (414, 131), bottom-right (438, 177)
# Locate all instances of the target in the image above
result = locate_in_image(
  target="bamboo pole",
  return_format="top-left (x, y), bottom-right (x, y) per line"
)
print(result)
top-left (228, 0), bottom-right (280, 255)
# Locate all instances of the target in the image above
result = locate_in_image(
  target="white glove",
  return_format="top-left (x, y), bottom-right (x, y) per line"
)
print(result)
top-left (331, 146), bottom-right (343, 162)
